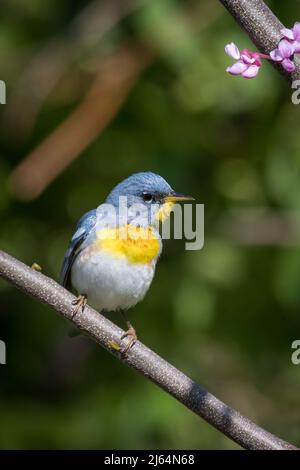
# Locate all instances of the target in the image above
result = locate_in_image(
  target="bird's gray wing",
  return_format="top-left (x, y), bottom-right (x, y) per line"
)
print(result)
top-left (59, 209), bottom-right (97, 288)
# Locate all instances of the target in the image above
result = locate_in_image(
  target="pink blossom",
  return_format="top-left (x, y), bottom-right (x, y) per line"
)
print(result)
top-left (281, 22), bottom-right (300, 53)
top-left (270, 39), bottom-right (295, 73)
top-left (225, 42), bottom-right (268, 79)
top-left (225, 23), bottom-right (300, 79)
top-left (268, 21), bottom-right (300, 73)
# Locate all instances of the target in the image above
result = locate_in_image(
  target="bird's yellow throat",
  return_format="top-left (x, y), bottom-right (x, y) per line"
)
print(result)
top-left (155, 201), bottom-right (174, 223)
top-left (94, 225), bottom-right (160, 264)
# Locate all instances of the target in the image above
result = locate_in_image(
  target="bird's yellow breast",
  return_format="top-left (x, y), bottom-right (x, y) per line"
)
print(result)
top-left (93, 225), bottom-right (160, 264)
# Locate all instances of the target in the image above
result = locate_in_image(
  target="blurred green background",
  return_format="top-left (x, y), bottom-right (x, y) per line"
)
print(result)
top-left (0, 0), bottom-right (300, 450)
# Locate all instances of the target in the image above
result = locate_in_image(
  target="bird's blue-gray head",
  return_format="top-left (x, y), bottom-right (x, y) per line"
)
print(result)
top-left (105, 172), bottom-right (193, 226)
top-left (106, 172), bottom-right (172, 206)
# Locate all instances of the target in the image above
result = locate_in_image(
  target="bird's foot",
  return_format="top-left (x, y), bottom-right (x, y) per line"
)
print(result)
top-left (121, 326), bottom-right (137, 354)
top-left (71, 294), bottom-right (87, 319)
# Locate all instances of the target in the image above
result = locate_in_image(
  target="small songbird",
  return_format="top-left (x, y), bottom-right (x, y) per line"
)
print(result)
top-left (60, 172), bottom-right (193, 352)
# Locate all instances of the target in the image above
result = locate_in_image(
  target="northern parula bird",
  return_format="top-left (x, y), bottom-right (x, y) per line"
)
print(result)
top-left (60, 172), bottom-right (193, 352)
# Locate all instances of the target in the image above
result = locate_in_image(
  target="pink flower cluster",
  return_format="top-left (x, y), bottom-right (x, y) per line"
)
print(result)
top-left (225, 43), bottom-right (268, 78)
top-left (225, 22), bottom-right (300, 78)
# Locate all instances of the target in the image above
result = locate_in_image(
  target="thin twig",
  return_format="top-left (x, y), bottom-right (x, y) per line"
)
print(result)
top-left (0, 249), bottom-right (297, 450)
top-left (219, 0), bottom-right (300, 81)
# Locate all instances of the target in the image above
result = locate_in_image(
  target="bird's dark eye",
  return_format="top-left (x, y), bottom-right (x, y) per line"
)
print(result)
top-left (142, 192), bottom-right (153, 203)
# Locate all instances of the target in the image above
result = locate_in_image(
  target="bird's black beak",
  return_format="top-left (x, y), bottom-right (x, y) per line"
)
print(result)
top-left (163, 192), bottom-right (195, 203)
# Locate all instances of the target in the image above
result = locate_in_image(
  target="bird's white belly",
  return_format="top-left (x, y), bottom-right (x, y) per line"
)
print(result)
top-left (71, 250), bottom-right (156, 312)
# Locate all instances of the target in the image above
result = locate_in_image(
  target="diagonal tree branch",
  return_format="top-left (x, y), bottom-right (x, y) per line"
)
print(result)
top-left (0, 249), bottom-right (297, 450)
top-left (219, 0), bottom-right (300, 81)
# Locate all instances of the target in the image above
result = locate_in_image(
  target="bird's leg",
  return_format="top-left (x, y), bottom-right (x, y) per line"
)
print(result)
top-left (120, 311), bottom-right (137, 353)
top-left (71, 294), bottom-right (87, 319)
